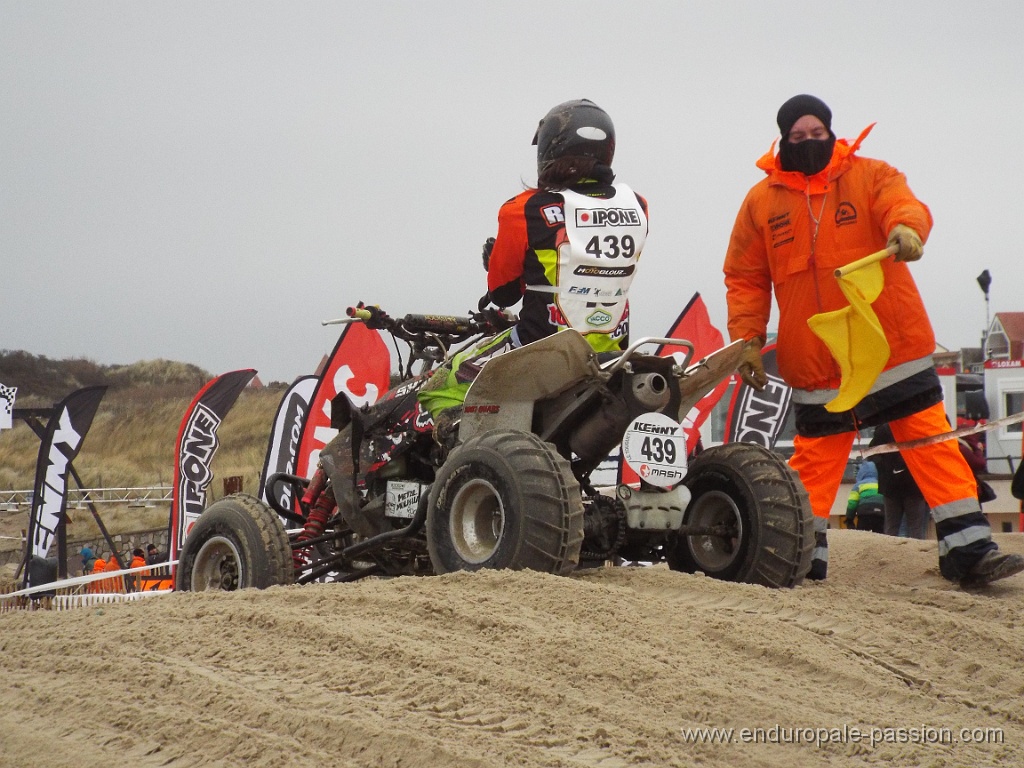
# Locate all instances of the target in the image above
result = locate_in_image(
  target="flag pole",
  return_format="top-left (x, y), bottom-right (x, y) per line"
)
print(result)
top-left (834, 244), bottom-right (899, 278)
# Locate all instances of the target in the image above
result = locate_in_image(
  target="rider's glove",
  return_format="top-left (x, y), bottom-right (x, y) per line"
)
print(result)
top-left (738, 337), bottom-right (768, 391)
top-left (482, 237), bottom-right (496, 271)
top-left (887, 224), bottom-right (923, 262)
top-left (477, 292), bottom-right (492, 312)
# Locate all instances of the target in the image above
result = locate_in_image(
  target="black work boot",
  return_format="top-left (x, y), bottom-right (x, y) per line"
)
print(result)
top-left (805, 524), bottom-right (829, 581)
top-left (960, 550), bottom-right (1024, 588)
top-left (806, 558), bottom-right (828, 581)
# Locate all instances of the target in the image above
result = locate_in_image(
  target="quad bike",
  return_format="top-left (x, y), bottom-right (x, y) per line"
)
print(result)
top-left (176, 303), bottom-right (813, 592)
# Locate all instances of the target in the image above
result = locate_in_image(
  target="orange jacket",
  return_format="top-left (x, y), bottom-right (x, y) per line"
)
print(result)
top-left (103, 556), bottom-right (123, 593)
top-left (724, 124), bottom-right (935, 394)
top-left (129, 555), bottom-right (147, 592)
top-left (89, 557), bottom-right (107, 593)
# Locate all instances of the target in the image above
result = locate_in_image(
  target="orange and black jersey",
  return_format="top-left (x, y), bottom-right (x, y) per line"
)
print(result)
top-left (486, 181), bottom-right (649, 349)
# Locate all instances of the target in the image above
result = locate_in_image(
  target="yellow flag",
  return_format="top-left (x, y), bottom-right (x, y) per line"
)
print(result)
top-left (807, 260), bottom-right (890, 412)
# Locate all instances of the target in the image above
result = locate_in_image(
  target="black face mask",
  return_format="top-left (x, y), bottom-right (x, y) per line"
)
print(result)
top-left (778, 135), bottom-right (836, 175)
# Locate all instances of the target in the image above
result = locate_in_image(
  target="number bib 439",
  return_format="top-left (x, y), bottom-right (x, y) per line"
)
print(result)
top-left (557, 184), bottom-right (647, 336)
top-left (621, 411), bottom-right (687, 488)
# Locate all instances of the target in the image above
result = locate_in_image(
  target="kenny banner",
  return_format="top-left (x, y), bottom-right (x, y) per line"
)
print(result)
top-left (169, 369), bottom-right (256, 564)
top-left (725, 341), bottom-right (793, 448)
top-left (294, 321), bottom-right (391, 487)
top-left (257, 374), bottom-right (317, 514)
top-left (24, 385), bottom-right (106, 585)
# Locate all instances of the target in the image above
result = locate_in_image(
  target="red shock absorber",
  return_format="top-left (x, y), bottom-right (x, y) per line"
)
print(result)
top-left (300, 489), bottom-right (335, 543)
top-left (293, 486), bottom-right (336, 569)
top-left (301, 466), bottom-right (328, 508)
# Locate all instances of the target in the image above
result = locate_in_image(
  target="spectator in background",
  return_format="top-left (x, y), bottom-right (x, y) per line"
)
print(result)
top-left (130, 547), bottom-right (147, 592)
top-left (88, 551), bottom-right (107, 594)
top-left (958, 433), bottom-right (987, 475)
top-left (80, 546), bottom-right (97, 577)
top-left (102, 551), bottom-right (123, 593)
top-left (870, 423), bottom-right (929, 539)
top-left (130, 547), bottom-right (146, 569)
top-left (958, 435), bottom-right (996, 505)
top-left (846, 459), bottom-right (885, 533)
top-left (145, 543), bottom-right (163, 565)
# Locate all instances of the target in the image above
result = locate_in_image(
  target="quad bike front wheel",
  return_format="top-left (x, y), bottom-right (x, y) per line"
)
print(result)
top-left (175, 493), bottom-right (294, 591)
top-left (667, 443), bottom-right (813, 588)
top-left (427, 429), bottom-right (584, 575)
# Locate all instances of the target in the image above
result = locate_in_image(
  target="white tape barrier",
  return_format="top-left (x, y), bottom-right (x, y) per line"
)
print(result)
top-left (0, 560), bottom-right (178, 602)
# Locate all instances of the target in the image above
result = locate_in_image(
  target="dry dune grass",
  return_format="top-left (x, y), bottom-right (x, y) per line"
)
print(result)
top-left (0, 356), bottom-right (287, 557)
top-left (0, 383), bottom-right (283, 494)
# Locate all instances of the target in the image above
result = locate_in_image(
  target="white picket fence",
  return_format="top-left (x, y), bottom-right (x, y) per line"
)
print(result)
top-left (0, 562), bottom-right (177, 614)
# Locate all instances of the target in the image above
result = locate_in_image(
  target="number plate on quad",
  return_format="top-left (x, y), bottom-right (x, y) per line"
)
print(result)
top-left (621, 412), bottom-right (687, 488)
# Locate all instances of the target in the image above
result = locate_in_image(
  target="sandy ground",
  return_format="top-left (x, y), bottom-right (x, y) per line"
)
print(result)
top-left (2, 530), bottom-right (1024, 768)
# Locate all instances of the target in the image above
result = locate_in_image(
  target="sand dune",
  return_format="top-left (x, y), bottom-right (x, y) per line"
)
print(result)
top-left (2, 530), bottom-right (1023, 768)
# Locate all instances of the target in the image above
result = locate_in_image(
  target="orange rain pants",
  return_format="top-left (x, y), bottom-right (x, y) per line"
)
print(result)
top-left (790, 400), bottom-right (979, 521)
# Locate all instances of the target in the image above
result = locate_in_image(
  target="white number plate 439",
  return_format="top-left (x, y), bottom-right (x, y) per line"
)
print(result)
top-left (620, 412), bottom-right (687, 488)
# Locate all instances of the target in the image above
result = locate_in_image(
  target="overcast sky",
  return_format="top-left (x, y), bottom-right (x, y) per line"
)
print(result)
top-left (2, 1), bottom-right (1021, 384)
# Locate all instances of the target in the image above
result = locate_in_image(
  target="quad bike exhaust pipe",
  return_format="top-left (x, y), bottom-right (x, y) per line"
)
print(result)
top-left (625, 372), bottom-right (670, 412)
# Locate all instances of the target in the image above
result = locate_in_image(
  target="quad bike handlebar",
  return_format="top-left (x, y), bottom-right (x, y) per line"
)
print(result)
top-left (323, 301), bottom-right (518, 352)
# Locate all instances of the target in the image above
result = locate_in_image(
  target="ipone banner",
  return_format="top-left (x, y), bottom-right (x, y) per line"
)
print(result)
top-left (169, 369), bottom-right (255, 561)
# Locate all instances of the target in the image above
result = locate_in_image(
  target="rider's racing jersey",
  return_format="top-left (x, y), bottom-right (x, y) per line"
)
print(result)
top-left (487, 180), bottom-right (649, 352)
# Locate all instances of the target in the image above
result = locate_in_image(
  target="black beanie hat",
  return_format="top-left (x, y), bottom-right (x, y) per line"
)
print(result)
top-left (777, 94), bottom-right (832, 138)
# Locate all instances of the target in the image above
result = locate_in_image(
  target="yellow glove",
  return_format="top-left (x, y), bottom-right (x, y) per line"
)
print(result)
top-left (738, 337), bottom-right (768, 391)
top-left (887, 224), bottom-right (923, 262)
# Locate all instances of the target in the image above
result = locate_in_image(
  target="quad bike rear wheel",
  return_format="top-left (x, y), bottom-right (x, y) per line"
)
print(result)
top-left (175, 493), bottom-right (294, 591)
top-left (427, 429), bottom-right (583, 575)
top-left (667, 443), bottom-right (813, 588)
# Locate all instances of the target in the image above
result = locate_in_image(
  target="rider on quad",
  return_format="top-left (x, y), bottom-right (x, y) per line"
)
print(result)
top-left (418, 98), bottom-right (650, 420)
top-left (294, 99), bottom-right (650, 559)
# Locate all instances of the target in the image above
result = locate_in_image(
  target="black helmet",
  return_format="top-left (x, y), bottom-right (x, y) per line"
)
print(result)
top-left (532, 99), bottom-right (615, 174)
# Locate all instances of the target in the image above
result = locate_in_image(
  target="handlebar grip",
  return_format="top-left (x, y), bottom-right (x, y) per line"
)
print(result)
top-left (347, 307), bottom-right (372, 320)
top-left (402, 314), bottom-right (475, 334)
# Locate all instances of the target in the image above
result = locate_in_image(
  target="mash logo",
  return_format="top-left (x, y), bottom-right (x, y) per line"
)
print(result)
top-left (575, 208), bottom-right (642, 227)
top-left (586, 309), bottom-right (613, 327)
